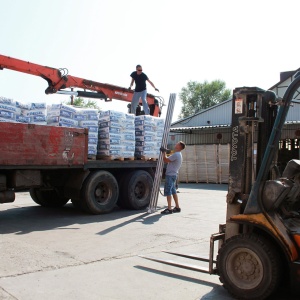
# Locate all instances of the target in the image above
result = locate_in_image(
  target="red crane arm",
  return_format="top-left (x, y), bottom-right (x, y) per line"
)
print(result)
top-left (0, 54), bottom-right (163, 116)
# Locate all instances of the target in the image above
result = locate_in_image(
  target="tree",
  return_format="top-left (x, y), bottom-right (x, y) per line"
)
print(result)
top-left (179, 80), bottom-right (231, 119)
top-left (64, 97), bottom-right (101, 110)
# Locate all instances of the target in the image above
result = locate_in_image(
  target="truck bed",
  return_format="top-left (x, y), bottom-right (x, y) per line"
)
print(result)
top-left (0, 122), bottom-right (158, 170)
top-left (0, 122), bottom-right (88, 166)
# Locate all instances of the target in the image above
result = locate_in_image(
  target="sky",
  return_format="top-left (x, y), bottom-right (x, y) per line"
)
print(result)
top-left (1, 0), bottom-right (300, 122)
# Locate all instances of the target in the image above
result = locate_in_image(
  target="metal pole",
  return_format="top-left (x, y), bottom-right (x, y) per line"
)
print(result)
top-left (148, 93), bottom-right (176, 213)
top-left (153, 93), bottom-right (176, 209)
top-left (71, 87), bottom-right (74, 105)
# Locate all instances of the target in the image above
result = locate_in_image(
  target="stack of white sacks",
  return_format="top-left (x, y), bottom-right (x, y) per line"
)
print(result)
top-left (16, 102), bottom-right (47, 125)
top-left (0, 96), bottom-right (47, 124)
top-left (135, 115), bottom-right (165, 159)
top-left (47, 104), bottom-right (99, 157)
top-left (97, 110), bottom-right (135, 159)
top-left (0, 97), bottom-right (19, 122)
top-left (47, 104), bottom-right (79, 127)
top-left (75, 108), bottom-right (99, 157)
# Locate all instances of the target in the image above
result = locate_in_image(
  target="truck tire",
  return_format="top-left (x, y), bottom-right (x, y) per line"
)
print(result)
top-left (120, 170), bottom-right (153, 210)
top-left (81, 170), bottom-right (119, 214)
top-left (29, 188), bottom-right (70, 207)
top-left (217, 233), bottom-right (281, 300)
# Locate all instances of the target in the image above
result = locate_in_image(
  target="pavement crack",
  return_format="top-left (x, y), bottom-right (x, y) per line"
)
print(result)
top-left (0, 286), bottom-right (18, 299)
top-left (0, 254), bottom-right (136, 280)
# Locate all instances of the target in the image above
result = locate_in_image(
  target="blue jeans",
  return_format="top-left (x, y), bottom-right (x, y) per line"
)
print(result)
top-left (131, 90), bottom-right (150, 115)
top-left (164, 175), bottom-right (177, 196)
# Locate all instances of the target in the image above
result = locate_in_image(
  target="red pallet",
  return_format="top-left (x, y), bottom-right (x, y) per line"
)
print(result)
top-left (0, 122), bottom-right (88, 166)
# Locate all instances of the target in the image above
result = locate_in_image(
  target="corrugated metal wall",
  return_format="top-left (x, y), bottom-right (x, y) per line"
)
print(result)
top-left (172, 100), bottom-right (232, 128)
top-left (169, 127), bottom-right (231, 146)
top-left (172, 101), bottom-right (300, 131)
top-left (169, 123), bottom-right (300, 148)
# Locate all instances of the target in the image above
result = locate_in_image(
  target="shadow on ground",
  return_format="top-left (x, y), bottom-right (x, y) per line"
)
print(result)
top-left (0, 202), bottom-right (162, 235)
top-left (1, 183), bottom-right (224, 235)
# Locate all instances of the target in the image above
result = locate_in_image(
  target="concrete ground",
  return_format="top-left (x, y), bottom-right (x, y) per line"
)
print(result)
top-left (0, 183), bottom-right (297, 300)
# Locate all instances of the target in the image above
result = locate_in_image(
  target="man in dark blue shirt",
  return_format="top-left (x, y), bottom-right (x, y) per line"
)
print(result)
top-left (129, 65), bottom-right (159, 115)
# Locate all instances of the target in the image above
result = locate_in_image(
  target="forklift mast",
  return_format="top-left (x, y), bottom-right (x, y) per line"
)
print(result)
top-left (226, 87), bottom-right (278, 238)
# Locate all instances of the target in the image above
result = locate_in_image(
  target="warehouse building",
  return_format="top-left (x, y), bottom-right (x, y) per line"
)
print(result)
top-left (169, 69), bottom-right (300, 184)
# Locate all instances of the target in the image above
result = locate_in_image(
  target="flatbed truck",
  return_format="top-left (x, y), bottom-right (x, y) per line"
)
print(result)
top-left (0, 121), bottom-right (156, 214)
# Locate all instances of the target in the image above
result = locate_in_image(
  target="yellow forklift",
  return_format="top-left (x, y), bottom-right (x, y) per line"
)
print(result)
top-left (142, 76), bottom-right (300, 299)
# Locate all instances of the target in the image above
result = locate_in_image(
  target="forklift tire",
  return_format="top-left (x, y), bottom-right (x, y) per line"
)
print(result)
top-left (120, 170), bottom-right (153, 210)
top-left (81, 170), bottom-right (119, 214)
top-left (29, 188), bottom-right (70, 207)
top-left (217, 233), bottom-right (281, 300)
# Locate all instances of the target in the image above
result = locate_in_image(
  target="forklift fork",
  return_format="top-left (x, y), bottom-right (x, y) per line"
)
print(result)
top-left (140, 225), bottom-right (225, 275)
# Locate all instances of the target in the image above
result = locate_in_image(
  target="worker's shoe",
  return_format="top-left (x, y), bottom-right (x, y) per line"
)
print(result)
top-left (172, 207), bottom-right (181, 213)
top-left (161, 208), bottom-right (173, 214)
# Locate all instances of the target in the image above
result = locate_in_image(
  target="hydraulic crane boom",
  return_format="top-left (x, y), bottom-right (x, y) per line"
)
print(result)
top-left (0, 54), bottom-right (163, 116)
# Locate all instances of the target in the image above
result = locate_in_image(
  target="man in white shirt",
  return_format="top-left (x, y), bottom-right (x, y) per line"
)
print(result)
top-left (160, 141), bottom-right (186, 214)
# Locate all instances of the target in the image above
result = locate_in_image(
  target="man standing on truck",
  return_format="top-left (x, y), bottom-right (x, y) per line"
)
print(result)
top-left (129, 65), bottom-right (159, 115)
top-left (160, 141), bottom-right (185, 214)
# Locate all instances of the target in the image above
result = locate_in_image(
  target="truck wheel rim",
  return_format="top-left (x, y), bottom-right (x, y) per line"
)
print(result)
top-left (134, 181), bottom-right (145, 199)
top-left (95, 183), bottom-right (111, 204)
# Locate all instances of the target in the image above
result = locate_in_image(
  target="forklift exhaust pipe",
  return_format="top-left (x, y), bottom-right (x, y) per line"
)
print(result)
top-left (0, 190), bottom-right (15, 203)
